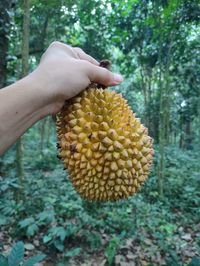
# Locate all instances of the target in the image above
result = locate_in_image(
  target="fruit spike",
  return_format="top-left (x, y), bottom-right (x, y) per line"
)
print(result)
top-left (56, 61), bottom-right (153, 202)
top-left (56, 88), bottom-right (153, 202)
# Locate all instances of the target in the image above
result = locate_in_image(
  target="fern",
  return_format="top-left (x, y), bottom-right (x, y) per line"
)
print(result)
top-left (0, 242), bottom-right (46, 266)
top-left (22, 254), bottom-right (46, 266)
top-left (8, 242), bottom-right (24, 266)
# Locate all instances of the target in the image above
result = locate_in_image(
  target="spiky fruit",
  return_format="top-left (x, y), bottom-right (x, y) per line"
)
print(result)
top-left (56, 88), bottom-right (153, 202)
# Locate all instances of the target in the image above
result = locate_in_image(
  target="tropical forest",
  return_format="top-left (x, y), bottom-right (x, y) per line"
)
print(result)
top-left (0, 0), bottom-right (200, 265)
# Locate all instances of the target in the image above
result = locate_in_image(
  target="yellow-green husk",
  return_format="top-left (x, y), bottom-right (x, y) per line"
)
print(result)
top-left (56, 88), bottom-right (153, 201)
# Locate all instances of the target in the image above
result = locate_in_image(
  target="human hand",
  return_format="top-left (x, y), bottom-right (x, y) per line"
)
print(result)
top-left (30, 41), bottom-right (123, 114)
top-left (0, 41), bottom-right (123, 155)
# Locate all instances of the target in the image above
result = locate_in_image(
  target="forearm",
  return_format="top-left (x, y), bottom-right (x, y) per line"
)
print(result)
top-left (0, 75), bottom-right (51, 155)
top-left (0, 42), bottom-right (123, 156)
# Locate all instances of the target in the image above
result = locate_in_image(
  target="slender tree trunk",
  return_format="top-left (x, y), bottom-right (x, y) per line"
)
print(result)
top-left (158, 70), bottom-right (172, 197)
top-left (185, 119), bottom-right (191, 149)
top-left (157, 7), bottom-right (165, 197)
top-left (21, 0), bottom-right (30, 77)
top-left (198, 98), bottom-right (200, 150)
top-left (179, 113), bottom-right (192, 150)
top-left (39, 15), bottom-right (49, 155)
top-left (159, 68), bottom-right (170, 185)
top-left (46, 117), bottom-right (51, 147)
top-left (0, 1), bottom-right (12, 176)
top-left (15, 0), bottom-right (30, 202)
top-left (40, 118), bottom-right (47, 154)
top-left (179, 111), bottom-right (183, 149)
top-left (0, 0), bottom-right (12, 88)
top-left (147, 69), bottom-right (153, 136)
top-left (165, 94), bottom-right (170, 145)
top-left (158, 71), bottom-right (165, 198)
top-left (139, 59), bottom-right (149, 129)
top-left (157, 18), bottom-right (173, 197)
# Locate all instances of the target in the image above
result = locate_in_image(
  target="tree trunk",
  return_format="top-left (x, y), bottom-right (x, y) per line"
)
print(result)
top-left (0, 0), bottom-right (12, 88)
top-left (158, 71), bottom-right (165, 198)
top-left (21, 0), bottom-right (30, 77)
top-left (40, 118), bottom-right (48, 155)
top-left (164, 94), bottom-right (170, 145)
top-left (0, 1), bottom-right (13, 176)
top-left (15, 0), bottom-right (30, 202)
top-left (157, 18), bottom-right (173, 197)
top-left (185, 119), bottom-right (191, 149)
top-left (157, 9), bottom-right (165, 197)
top-left (198, 98), bottom-right (200, 150)
top-left (39, 15), bottom-right (49, 155)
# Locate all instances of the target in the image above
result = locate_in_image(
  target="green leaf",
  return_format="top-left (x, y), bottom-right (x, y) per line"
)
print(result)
top-left (22, 254), bottom-right (46, 266)
top-left (43, 235), bottom-right (52, 244)
top-left (27, 224), bottom-right (38, 237)
top-left (53, 240), bottom-right (64, 252)
top-left (64, 248), bottom-right (81, 258)
top-left (38, 211), bottom-right (54, 224)
top-left (0, 215), bottom-right (7, 225)
top-left (0, 254), bottom-right (8, 266)
top-left (8, 241), bottom-right (24, 266)
top-left (19, 218), bottom-right (34, 228)
top-left (56, 227), bottom-right (67, 242)
top-left (105, 237), bottom-right (120, 266)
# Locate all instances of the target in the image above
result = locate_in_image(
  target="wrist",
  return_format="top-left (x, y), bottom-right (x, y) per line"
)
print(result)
top-left (26, 71), bottom-right (49, 107)
top-left (24, 71), bottom-right (57, 116)
top-left (28, 69), bottom-right (64, 116)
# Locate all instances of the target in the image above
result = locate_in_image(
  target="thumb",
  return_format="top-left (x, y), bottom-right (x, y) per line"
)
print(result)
top-left (85, 62), bottom-right (123, 87)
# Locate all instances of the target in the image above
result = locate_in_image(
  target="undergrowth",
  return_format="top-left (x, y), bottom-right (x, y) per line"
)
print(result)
top-left (0, 131), bottom-right (200, 265)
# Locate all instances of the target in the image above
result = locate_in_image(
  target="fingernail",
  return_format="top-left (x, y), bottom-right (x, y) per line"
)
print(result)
top-left (113, 73), bottom-right (123, 84)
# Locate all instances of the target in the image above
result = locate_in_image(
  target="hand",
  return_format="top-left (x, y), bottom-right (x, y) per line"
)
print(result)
top-left (0, 41), bottom-right (123, 155)
top-left (30, 41), bottom-right (123, 114)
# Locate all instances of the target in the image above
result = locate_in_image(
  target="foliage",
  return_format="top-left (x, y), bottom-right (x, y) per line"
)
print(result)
top-left (0, 241), bottom-right (45, 266)
top-left (1, 142), bottom-right (200, 264)
top-left (105, 235), bottom-right (122, 265)
top-left (0, 0), bottom-right (200, 265)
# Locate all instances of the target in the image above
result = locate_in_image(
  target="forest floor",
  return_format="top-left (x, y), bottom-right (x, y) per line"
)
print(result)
top-left (0, 146), bottom-right (200, 266)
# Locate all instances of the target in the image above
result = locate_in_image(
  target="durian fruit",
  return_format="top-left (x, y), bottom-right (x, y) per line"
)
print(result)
top-left (56, 87), bottom-right (153, 202)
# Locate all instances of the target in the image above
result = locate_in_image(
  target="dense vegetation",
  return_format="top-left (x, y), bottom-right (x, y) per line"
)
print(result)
top-left (0, 0), bottom-right (200, 265)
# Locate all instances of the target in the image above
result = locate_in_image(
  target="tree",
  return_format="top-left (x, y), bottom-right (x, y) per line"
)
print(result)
top-left (15, 0), bottom-right (30, 201)
top-left (0, 1), bottom-right (13, 88)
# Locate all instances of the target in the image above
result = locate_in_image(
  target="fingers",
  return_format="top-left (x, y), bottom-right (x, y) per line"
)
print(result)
top-left (85, 62), bottom-right (123, 87)
top-left (49, 42), bottom-right (99, 66)
top-left (46, 41), bottom-right (123, 87)
top-left (73, 47), bottom-right (99, 66)
top-left (50, 41), bottom-right (79, 58)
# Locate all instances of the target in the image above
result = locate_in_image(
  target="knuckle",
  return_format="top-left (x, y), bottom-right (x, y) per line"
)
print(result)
top-left (50, 41), bottom-right (61, 47)
top-left (80, 60), bottom-right (94, 78)
top-left (74, 47), bottom-right (83, 53)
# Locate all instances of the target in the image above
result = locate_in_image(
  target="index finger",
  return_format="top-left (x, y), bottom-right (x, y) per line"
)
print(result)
top-left (73, 47), bottom-right (99, 66)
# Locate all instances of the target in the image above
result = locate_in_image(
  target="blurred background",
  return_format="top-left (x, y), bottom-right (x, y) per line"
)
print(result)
top-left (0, 0), bottom-right (200, 265)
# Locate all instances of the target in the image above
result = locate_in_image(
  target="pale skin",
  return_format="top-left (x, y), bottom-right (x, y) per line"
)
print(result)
top-left (0, 41), bottom-right (123, 156)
